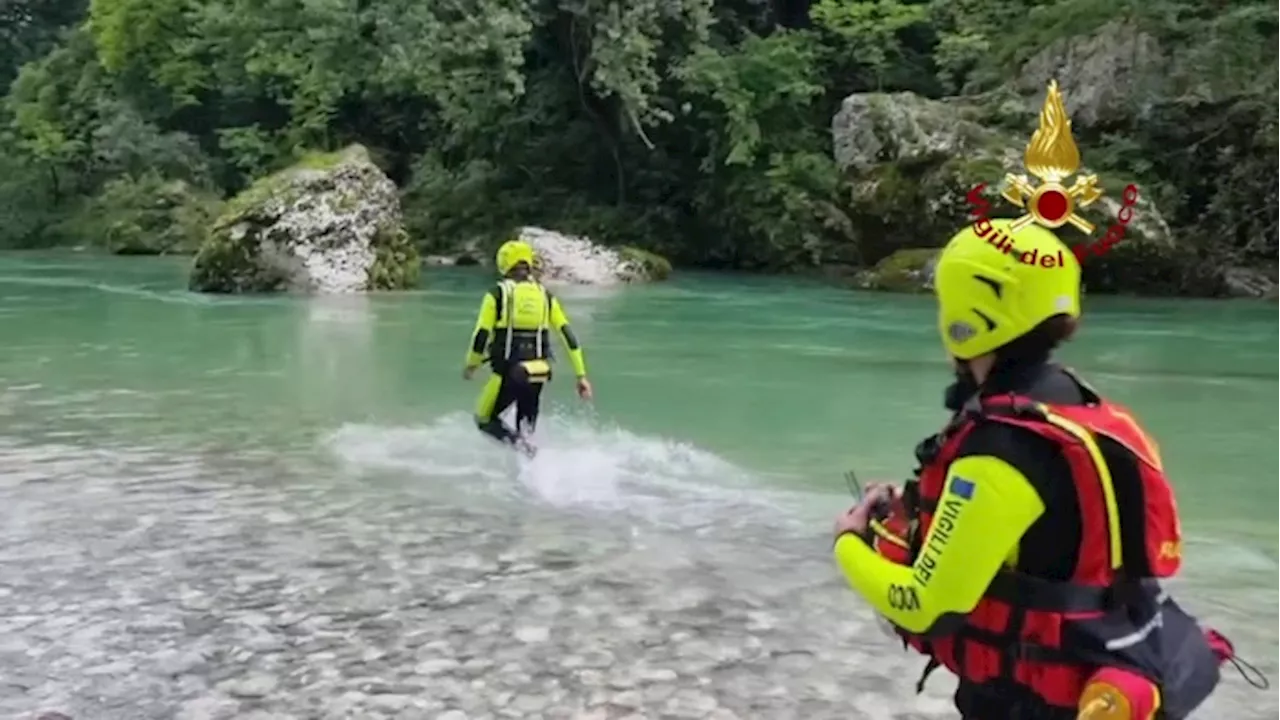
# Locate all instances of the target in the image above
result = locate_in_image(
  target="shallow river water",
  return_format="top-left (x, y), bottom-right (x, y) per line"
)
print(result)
top-left (0, 255), bottom-right (1275, 720)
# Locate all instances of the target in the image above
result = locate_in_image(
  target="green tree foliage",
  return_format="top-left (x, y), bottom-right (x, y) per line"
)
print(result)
top-left (0, 0), bottom-right (1275, 284)
top-left (0, 0), bottom-right (88, 89)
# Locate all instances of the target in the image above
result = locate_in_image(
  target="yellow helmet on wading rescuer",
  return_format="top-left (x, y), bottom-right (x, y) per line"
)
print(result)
top-left (934, 218), bottom-right (1081, 360)
top-left (495, 240), bottom-right (536, 275)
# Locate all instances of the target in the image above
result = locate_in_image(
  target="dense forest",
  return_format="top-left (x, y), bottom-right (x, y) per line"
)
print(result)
top-left (1, 0), bottom-right (1276, 294)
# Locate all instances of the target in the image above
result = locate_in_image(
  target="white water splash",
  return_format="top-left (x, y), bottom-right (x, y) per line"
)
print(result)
top-left (324, 410), bottom-right (801, 532)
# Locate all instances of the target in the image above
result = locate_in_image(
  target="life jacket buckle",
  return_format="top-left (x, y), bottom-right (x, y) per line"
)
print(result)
top-left (1006, 640), bottom-right (1033, 665)
top-left (913, 433), bottom-right (944, 466)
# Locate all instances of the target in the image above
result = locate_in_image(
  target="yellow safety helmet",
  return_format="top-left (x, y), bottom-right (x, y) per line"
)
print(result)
top-left (934, 218), bottom-right (1081, 360)
top-left (495, 239), bottom-right (536, 275)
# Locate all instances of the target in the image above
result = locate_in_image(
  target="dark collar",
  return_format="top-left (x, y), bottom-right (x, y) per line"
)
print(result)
top-left (944, 359), bottom-right (1089, 412)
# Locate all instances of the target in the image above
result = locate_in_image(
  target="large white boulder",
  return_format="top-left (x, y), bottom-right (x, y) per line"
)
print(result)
top-left (518, 226), bottom-right (670, 285)
top-left (189, 144), bottom-right (420, 293)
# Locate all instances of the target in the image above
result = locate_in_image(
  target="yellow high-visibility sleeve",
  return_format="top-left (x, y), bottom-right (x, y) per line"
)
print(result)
top-left (833, 455), bottom-right (1045, 635)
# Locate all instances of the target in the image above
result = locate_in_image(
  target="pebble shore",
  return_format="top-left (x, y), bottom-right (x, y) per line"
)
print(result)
top-left (0, 441), bottom-right (1272, 720)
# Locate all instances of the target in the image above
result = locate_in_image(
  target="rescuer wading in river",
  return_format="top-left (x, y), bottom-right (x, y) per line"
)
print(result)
top-left (463, 239), bottom-right (592, 454)
top-left (831, 219), bottom-right (1259, 719)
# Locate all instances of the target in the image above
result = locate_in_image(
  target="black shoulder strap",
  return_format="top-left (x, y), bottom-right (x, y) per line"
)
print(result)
top-left (490, 283), bottom-right (505, 322)
top-left (1059, 365), bottom-right (1104, 404)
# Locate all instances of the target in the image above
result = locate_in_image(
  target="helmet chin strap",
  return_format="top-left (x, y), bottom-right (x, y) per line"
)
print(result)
top-left (945, 363), bottom-right (980, 411)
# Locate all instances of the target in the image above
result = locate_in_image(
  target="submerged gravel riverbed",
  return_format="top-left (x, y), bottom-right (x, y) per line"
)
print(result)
top-left (0, 439), bottom-right (1272, 720)
top-left (0, 440), bottom-right (959, 720)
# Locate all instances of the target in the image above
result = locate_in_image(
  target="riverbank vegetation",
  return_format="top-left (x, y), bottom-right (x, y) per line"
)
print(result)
top-left (1, 0), bottom-right (1275, 295)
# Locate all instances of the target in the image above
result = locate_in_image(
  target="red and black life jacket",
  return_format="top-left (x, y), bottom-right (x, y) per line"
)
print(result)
top-left (887, 385), bottom-right (1229, 719)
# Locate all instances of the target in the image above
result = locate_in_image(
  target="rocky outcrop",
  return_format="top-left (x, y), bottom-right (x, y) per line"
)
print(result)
top-left (833, 93), bottom-right (1000, 176)
top-left (189, 145), bottom-right (420, 294)
top-left (1002, 16), bottom-right (1277, 297)
top-left (1011, 17), bottom-right (1274, 123)
top-left (831, 92), bottom-right (1011, 266)
top-left (1013, 20), bottom-right (1168, 128)
top-left (1223, 267), bottom-right (1279, 300)
top-left (518, 227), bottom-right (671, 285)
top-left (831, 90), bottom-right (1193, 293)
top-left (853, 248), bottom-right (938, 293)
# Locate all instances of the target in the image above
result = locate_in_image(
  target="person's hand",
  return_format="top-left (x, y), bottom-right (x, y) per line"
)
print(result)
top-left (576, 376), bottom-right (593, 400)
top-left (462, 366), bottom-right (477, 380)
top-left (833, 483), bottom-right (900, 542)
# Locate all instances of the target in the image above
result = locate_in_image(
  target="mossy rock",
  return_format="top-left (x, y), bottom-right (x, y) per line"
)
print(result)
top-left (833, 88), bottom-right (1189, 280)
top-left (833, 92), bottom-right (999, 174)
top-left (617, 245), bottom-right (673, 281)
top-left (189, 144), bottom-right (419, 293)
top-left (856, 248), bottom-right (939, 294)
top-left (189, 223), bottom-right (293, 292)
top-left (835, 91), bottom-right (1024, 265)
top-left (367, 226), bottom-right (422, 290)
top-left (214, 147), bottom-right (366, 226)
top-left (848, 149), bottom-right (1013, 265)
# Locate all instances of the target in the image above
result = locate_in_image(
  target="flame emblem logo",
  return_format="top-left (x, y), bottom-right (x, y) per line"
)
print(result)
top-left (1001, 80), bottom-right (1105, 234)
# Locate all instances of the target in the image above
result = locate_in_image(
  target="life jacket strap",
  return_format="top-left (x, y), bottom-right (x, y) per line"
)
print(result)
top-left (915, 656), bottom-right (941, 694)
top-left (954, 623), bottom-right (1101, 670)
top-left (501, 280), bottom-right (516, 360)
top-left (983, 571), bottom-right (1146, 614)
top-left (911, 575), bottom-right (1162, 697)
top-left (497, 280), bottom-right (551, 361)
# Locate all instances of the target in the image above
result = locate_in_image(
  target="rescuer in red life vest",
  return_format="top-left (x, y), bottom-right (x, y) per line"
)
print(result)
top-left (831, 220), bottom-right (1264, 719)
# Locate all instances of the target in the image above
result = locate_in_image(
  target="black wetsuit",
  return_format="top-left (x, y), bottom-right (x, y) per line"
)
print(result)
top-left (477, 361), bottom-right (545, 444)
